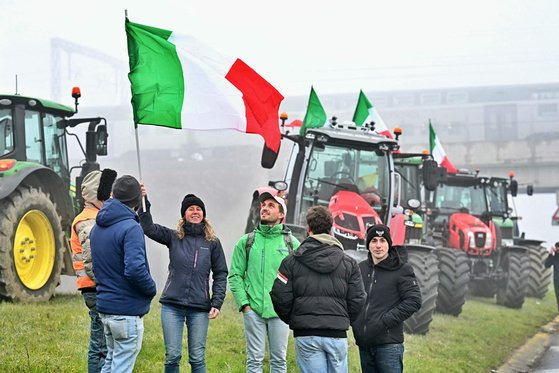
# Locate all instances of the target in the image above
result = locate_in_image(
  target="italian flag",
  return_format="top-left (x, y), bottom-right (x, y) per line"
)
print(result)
top-left (352, 90), bottom-right (392, 138)
top-left (125, 19), bottom-right (284, 153)
top-left (299, 86), bottom-right (327, 135)
top-left (429, 121), bottom-right (457, 174)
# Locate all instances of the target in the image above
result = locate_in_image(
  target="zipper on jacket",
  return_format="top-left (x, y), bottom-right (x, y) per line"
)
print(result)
top-left (205, 278), bottom-right (209, 300)
top-left (194, 249), bottom-right (198, 269)
top-left (363, 265), bottom-right (375, 337)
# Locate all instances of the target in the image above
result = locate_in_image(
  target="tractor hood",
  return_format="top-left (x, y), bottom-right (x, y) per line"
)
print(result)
top-left (329, 190), bottom-right (381, 240)
top-left (448, 213), bottom-right (493, 256)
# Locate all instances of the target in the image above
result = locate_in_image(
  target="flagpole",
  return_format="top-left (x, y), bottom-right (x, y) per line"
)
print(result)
top-left (126, 9), bottom-right (146, 211)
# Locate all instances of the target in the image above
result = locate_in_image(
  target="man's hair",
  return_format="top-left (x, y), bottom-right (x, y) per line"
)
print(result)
top-left (306, 206), bottom-right (333, 234)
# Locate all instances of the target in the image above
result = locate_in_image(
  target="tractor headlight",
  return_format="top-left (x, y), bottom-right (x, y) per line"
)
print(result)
top-left (468, 231), bottom-right (475, 249)
top-left (333, 228), bottom-right (358, 240)
top-left (485, 232), bottom-right (492, 248)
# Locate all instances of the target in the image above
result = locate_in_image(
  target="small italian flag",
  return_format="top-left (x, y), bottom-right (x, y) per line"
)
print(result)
top-left (125, 19), bottom-right (284, 154)
top-left (429, 120), bottom-right (457, 173)
top-left (352, 90), bottom-right (392, 138)
top-left (299, 86), bottom-right (327, 135)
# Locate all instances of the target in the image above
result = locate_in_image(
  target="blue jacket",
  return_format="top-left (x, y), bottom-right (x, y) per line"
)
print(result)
top-left (91, 198), bottom-right (156, 316)
top-left (139, 202), bottom-right (228, 311)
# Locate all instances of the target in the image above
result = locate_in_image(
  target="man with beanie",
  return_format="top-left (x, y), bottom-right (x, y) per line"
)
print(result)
top-left (91, 175), bottom-right (156, 373)
top-left (352, 224), bottom-right (421, 373)
top-left (270, 206), bottom-right (366, 373)
top-left (71, 169), bottom-right (114, 373)
top-left (229, 192), bottom-right (300, 373)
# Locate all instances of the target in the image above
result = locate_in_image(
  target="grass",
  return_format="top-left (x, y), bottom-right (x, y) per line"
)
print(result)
top-left (0, 290), bottom-right (556, 373)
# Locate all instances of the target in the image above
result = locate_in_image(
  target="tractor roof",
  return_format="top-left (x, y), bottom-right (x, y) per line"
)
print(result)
top-left (0, 94), bottom-right (75, 117)
top-left (306, 126), bottom-right (398, 149)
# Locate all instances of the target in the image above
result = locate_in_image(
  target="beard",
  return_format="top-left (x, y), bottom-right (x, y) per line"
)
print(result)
top-left (260, 216), bottom-right (280, 225)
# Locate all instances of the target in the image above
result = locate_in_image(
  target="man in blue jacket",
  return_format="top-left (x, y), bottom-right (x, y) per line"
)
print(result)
top-left (91, 175), bottom-right (156, 373)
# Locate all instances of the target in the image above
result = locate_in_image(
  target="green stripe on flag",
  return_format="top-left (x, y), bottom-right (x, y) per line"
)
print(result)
top-left (300, 86), bottom-right (327, 135)
top-left (126, 19), bottom-right (184, 129)
top-left (429, 119), bottom-right (436, 154)
top-left (352, 90), bottom-right (372, 127)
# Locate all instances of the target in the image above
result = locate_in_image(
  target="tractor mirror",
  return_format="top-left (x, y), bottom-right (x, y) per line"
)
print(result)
top-left (261, 143), bottom-right (280, 169)
top-left (509, 180), bottom-right (518, 197)
top-left (95, 125), bottom-right (108, 156)
top-left (526, 184), bottom-right (533, 196)
top-left (422, 159), bottom-right (444, 191)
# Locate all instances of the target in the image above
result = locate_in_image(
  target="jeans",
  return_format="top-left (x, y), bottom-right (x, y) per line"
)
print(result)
top-left (359, 344), bottom-right (404, 373)
top-left (83, 292), bottom-right (107, 373)
top-left (243, 310), bottom-right (289, 373)
top-left (160, 303), bottom-right (210, 373)
top-left (295, 336), bottom-right (348, 373)
top-left (99, 313), bottom-right (144, 373)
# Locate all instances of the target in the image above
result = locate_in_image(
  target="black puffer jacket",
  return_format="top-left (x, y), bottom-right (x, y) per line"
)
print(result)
top-left (270, 234), bottom-right (366, 338)
top-left (139, 200), bottom-right (228, 311)
top-left (352, 246), bottom-right (421, 347)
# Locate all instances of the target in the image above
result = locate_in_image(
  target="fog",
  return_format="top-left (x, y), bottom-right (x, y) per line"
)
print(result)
top-left (2, 0), bottom-right (558, 292)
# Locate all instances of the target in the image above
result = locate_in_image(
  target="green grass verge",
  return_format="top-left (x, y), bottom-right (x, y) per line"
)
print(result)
top-left (0, 290), bottom-right (556, 372)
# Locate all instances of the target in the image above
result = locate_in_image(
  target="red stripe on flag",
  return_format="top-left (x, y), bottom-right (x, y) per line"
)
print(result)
top-left (225, 59), bottom-right (284, 153)
top-left (441, 157), bottom-right (458, 174)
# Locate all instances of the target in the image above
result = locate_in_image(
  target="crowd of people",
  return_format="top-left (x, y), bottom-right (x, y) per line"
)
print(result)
top-left (72, 170), bottom-right (423, 373)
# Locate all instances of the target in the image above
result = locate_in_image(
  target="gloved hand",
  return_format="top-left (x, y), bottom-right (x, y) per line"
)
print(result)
top-left (548, 246), bottom-right (556, 256)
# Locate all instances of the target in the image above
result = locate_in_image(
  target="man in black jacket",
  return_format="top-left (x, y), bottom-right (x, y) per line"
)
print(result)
top-left (270, 206), bottom-right (366, 373)
top-left (352, 224), bottom-right (421, 373)
top-left (544, 242), bottom-right (559, 311)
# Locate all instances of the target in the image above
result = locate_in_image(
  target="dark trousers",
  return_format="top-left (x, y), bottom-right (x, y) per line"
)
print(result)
top-left (83, 292), bottom-right (107, 373)
top-left (359, 344), bottom-right (404, 373)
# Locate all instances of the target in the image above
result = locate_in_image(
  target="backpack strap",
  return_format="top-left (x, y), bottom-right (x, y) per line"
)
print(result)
top-left (245, 231), bottom-right (256, 262)
top-left (244, 226), bottom-right (294, 264)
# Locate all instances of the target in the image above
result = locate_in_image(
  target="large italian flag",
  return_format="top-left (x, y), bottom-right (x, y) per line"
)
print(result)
top-left (429, 121), bottom-right (457, 173)
top-left (125, 19), bottom-right (284, 153)
top-left (352, 90), bottom-right (392, 138)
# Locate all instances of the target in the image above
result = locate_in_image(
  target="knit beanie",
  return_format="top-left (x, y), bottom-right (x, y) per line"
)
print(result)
top-left (365, 224), bottom-right (393, 249)
top-left (112, 175), bottom-right (142, 209)
top-left (181, 194), bottom-right (206, 218)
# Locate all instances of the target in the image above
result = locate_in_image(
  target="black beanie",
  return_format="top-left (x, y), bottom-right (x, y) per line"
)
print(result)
top-left (97, 168), bottom-right (117, 201)
top-left (181, 194), bottom-right (206, 218)
top-left (366, 224), bottom-right (393, 249)
top-left (112, 175), bottom-right (142, 209)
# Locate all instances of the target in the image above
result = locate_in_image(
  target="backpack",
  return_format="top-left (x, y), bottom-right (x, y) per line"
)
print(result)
top-left (245, 226), bottom-right (294, 262)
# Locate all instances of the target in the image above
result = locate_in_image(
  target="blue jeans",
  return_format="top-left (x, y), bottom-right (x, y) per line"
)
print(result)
top-left (83, 292), bottom-right (107, 373)
top-left (295, 336), bottom-right (348, 373)
top-left (242, 310), bottom-right (289, 373)
top-left (359, 344), bottom-right (404, 373)
top-left (161, 303), bottom-right (210, 373)
top-left (99, 313), bottom-right (144, 373)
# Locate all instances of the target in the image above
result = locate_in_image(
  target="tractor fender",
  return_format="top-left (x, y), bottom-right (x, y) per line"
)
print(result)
top-left (500, 245), bottom-right (528, 255)
top-left (513, 237), bottom-right (545, 247)
top-left (404, 243), bottom-right (436, 254)
top-left (0, 165), bottom-right (74, 228)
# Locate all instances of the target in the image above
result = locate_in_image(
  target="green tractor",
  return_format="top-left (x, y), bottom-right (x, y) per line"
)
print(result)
top-left (0, 90), bottom-right (108, 302)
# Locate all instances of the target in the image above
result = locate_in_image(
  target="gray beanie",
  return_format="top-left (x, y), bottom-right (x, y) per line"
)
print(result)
top-left (112, 175), bottom-right (141, 209)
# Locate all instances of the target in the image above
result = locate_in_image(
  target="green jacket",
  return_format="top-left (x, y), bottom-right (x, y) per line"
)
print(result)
top-left (229, 223), bottom-right (300, 318)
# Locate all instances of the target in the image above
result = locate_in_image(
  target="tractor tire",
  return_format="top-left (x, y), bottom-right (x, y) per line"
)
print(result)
top-left (404, 250), bottom-right (439, 335)
top-left (469, 279), bottom-right (497, 298)
top-left (526, 245), bottom-right (552, 299)
top-left (0, 185), bottom-right (64, 302)
top-left (435, 248), bottom-right (470, 316)
top-left (244, 197), bottom-right (260, 233)
top-left (496, 250), bottom-right (528, 309)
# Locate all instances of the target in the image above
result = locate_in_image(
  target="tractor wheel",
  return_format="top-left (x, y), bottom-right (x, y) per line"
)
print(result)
top-left (526, 245), bottom-right (552, 299)
top-left (0, 185), bottom-right (64, 302)
top-left (404, 250), bottom-right (439, 335)
top-left (435, 248), bottom-right (470, 316)
top-left (469, 279), bottom-right (497, 298)
top-left (244, 197), bottom-right (260, 233)
top-left (496, 250), bottom-right (528, 309)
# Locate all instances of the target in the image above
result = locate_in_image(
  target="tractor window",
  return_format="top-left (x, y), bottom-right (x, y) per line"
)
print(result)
top-left (43, 114), bottom-right (69, 181)
top-left (301, 143), bottom-right (389, 218)
top-left (487, 183), bottom-right (508, 214)
top-left (434, 184), bottom-right (487, 216)
top-left (0, 109), bottom-right (14, 156)
top-left (24, 111), bottom-right (44, 164)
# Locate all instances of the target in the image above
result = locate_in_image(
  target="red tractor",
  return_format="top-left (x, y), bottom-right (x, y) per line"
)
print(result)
top-left (245, 120), bottom-right (441, 334)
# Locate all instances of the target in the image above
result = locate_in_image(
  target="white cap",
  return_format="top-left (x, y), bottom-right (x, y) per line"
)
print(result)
top-left (259, 192), bottom-right (287, 214)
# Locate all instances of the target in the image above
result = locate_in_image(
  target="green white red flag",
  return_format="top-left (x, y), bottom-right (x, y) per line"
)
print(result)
top-left (429, 120), bottom-right (457, 173)
top-left (352, 90), bottom-right (392, 138)
top-left (125, 19), bottom-right (284, 153)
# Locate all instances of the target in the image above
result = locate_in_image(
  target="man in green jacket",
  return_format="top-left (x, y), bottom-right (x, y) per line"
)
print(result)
top-left (229, 192), bottom-right (300, 373)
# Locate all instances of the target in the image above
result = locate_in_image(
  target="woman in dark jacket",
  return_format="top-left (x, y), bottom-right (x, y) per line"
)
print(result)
top-left (544, 242), bottom-right (559, 311)
top-left (352, 224), bottom-right (421, 373)
top-left (139, 187), bottom-right (228, 373)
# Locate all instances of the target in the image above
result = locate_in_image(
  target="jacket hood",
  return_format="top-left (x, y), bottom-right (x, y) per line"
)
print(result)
top-left (368, 246), bottom-right (403, 271)
top-left (82, 170), bottom-right (102, 210)
top-left (96, 198), bottom-right (139, 227)
top-left (295, 234), bottom-right (344, 274)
